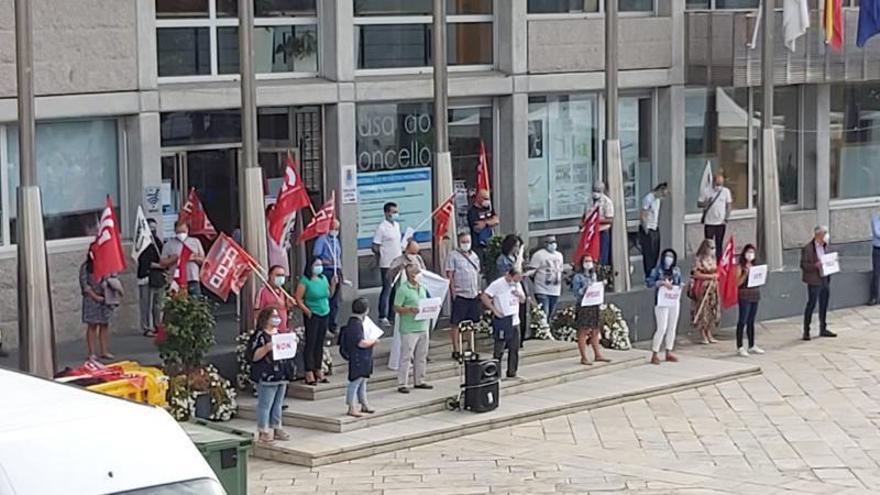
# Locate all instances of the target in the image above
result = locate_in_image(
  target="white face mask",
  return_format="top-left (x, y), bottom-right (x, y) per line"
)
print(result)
top-left (584, 262), bottom-right (594, 271)
top-left (481, 200), bottom-right (491, 209)
top-left (547, 242), bottom-right (557, 253)
top-left (744, 252), bottom-right (755, 262)
top-left (176, 233), bottom-right (188, 242)
top-left (460, 242), bottom-right (472, 252)
top-left (823, 233), bottom-right (830, 244)
top-left (329, 230), bottom-right (339, 238)
top-left (592, 192), bottom-right (601, 200)
top-left (663, 256), bottom-right (674, 268)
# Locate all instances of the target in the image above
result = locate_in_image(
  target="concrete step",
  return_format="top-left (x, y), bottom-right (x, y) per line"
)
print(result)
top-left (290, 338), bottom-right (581, 401)
top-left (239, 348), bottom-right (643, 432)
top-left (226, 355), bottom-right (761, 467)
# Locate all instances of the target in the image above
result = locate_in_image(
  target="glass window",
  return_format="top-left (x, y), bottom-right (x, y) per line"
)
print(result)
top-left (755, 86), bottom-right (800, 206)
top-left (527, 94), bottom-right (598, 225)
top-left (356, 23), bottom-right (493, 69)
top-left (6, 120), bottom-right (120, 241)
top-left (830, 82), bottom-right (880, 200)
top-left (217, 25), bottom-right (318, 74)
top-left (157, 28), bottom-right (211, 77)
top-left (621, 96), bottom-right (654, 221)
top-left (156, 0), bottom-right (209, 18)
top-left (715, 0), bottom-right (759, 7)
top-left (354, 0), bottom-right (493, 16)
top-left (527, 0), bottom-right (599, 13)
top-left (217, 0), bottom-right (318, 17)
top-left (685, 87), bottom-right (751, 212)
top-left (620, 0), bottom-right (654, 11)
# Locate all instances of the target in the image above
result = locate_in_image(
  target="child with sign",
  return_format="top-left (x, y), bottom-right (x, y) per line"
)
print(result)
top-left (646, 249), bottom-right (683, 365)
top-left (571, 255), bottom-right (610, 366)
top-left (481, 267), bottom-right (527, 378)
top-left (734, 244), bottom-right (765, 357)
top-left (249, 307), bottom-right (293, 444)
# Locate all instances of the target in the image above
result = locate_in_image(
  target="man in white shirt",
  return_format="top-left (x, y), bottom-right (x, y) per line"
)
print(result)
top-left (587, 181), bottom-right (614, 267)
top-left (698, 174), bottom-right (733, 262)
top-left (529, 235), bottom-right (564, 318)
top-left (372, 201), bottom-right (402, 326)
top-left (640, 182), bottom-right (668, 282)
top-left (481, 268), bottom-right (527, 378)
top-left (160, 221), bottom-right (206, 296)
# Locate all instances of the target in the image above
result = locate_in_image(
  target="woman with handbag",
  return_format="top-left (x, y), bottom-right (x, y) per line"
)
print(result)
top-left (690, 239), bottom-right (721, 344)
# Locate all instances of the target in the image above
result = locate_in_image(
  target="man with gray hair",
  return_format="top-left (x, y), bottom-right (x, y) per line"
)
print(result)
top-left (585, 181), bottom-right (614, 267)
top-left (800, 225), bottom-right (837, 341)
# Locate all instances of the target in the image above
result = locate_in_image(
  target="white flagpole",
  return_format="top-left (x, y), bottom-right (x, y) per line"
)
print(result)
top-left (749, 5), bottom-right (762, 50)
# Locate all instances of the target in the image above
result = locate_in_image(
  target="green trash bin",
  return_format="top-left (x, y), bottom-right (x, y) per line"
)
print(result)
top-left (181, 420), bottom-right (253, 495)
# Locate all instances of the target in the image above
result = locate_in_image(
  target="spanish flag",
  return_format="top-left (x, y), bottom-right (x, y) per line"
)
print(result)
top-left (824, 0), bottom-right (844, 51)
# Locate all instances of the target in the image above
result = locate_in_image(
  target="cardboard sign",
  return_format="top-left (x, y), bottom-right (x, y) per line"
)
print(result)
top-left (271, 333), bottom-right (297, 360)
top-left (415, 297), bottom-right (443, 321)
top-left (820, 253), bottom-right (840, 276)
top-left (747, 265), bottom-right (768, 288)
top-left (657, 285), bottom-right (682, 307)
top-left (363, 317), bottom-right (385, 341)
top-left (580, 282), bottom-right (605, 307)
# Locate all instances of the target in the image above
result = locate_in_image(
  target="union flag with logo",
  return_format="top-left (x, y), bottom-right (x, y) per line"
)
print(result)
top-left (200, 233), bottom-right (257, 301)
top-left (179, 188), bottom-right (218, 239)
top-left (90, 196), bottom-right (127, 279)
top-left (299, 192), bottom-right (336, 244)
top-left (267, 153), bottom-right (312, 246)
top-left (574, 206), bottom-right (601, 264)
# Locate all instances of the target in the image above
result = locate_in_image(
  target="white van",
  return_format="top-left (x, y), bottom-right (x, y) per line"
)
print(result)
top-left (0, 368), bottom-right (225, 495)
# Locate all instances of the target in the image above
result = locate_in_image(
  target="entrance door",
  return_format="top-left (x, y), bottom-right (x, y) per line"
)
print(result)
top-left (161, 148), bottom-right (240, 238)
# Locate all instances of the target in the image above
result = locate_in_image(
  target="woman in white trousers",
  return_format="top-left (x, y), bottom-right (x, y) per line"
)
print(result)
top-left (646, 248), bottom-right (683, 365)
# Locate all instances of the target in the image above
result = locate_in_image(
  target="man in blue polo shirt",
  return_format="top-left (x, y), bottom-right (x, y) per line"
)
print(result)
top-left (313, 218), bottom-right (342, 333)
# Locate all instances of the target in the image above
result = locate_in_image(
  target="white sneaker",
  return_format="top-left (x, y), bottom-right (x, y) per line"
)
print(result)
top-left (379, 318), bottom-right (391, 328)
top-left (737, 347), bottom-right (750, 358)
top-left (749, 346), bottom-right (765, 355)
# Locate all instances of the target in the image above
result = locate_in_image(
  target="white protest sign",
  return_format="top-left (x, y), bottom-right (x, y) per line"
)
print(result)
top-left (402, 226), bottom-right (415, 245)
top-left (420, 269), bottom-right (450, 304)
top-left (820, 253), bottom-right (840, 276)
top-left (271, 333), bottom-right (297, 360)
top-left (657, 285), bottom-right (682, 307)
top-left (363, 316), bottom-right (384, 341)
top-left (415, 297), bottom-right (443, 321)
top-left (747, 265), bottom-right (768, 288)
top-left (581, 282), bottom-right (605, 307)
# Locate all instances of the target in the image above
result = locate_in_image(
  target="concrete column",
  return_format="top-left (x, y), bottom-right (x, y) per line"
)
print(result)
top-left (815, 84), bottom-right (831, 229)
top-left (657, 87), bottom-right (686, 257)
top-left (126, 112), bottom-right (162, 225)
top-left (325, 102), bottom-right (358, 305)
top-left (319, 0), bottom-right (354, 82)
top-left (497, 94), bottom-right (530, 241)
top-left (134, 0), bottom-right (158, 90)
top-left (495, 0), bottom-right (528, 75)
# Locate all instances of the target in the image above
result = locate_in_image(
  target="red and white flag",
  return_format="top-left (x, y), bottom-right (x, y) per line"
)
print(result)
top-left (574, 207), bottom-right (601, 265)
top-left (179, 188), bottom-right (218, 239)
top-left (200, 233), bottom-right (256, 301)
top-left (718, 236), bottom-right (739, 309)
top-left (267, 153), bottom-right (312, 246)
top-left (299, 192), bottom-right (336, 244)
top-left (169, 242), bottom-right (193, 293)
top-left (476, 140), bottom-right (491, 193)
top-left (434, 195), bottom-right (455, 241)
top-left (90, 196), bottom-right (127, 279)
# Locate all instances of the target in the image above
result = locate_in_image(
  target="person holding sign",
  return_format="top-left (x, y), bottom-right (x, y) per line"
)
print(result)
top-left (394, 264), bottom-right (433, 393)
top-left (570, 255), bottom-right (610, 365)
top-left (735, 245), bottom-right (765, 357)
top-left (340, 298), bottom-right (378, 418)
top-left (482, 268), bottom-right (527, 378)
top-left (646, 249), bottom-right (683, 365)
top-left (249, 307), bottom-right (292, 444)
top-left (800, 226), bottom-right (837, 341)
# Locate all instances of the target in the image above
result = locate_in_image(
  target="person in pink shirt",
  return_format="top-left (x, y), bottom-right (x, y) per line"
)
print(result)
top-left (254, 265), bottom-right (295, 332)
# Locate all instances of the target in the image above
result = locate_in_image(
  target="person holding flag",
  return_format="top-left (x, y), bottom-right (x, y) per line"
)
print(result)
top-left (690, 239), bottom-right (721, 345)
top-left (161, 221), bottom-right (206, 296)
top-left (313, 218), bottom-right (343, 333)
top-left (467, 189), bottom-right (498, 261)
top-left (134, 215), bottom-right (164, 337)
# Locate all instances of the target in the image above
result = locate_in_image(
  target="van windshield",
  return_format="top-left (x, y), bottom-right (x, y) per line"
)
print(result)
top-left (115, 478), bottom-right (226, 495)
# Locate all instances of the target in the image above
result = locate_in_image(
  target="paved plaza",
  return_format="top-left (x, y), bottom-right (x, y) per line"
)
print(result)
top-left (248, 305), bottom-right (880, 494)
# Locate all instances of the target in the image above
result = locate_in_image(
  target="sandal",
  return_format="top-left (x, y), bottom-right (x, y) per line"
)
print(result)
top-left (580, 358), bottom-right (593, 366)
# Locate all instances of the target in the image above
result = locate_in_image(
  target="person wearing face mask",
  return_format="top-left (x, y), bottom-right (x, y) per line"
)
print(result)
top-left (495, 234), bottom-right (530, 343)
top-left (446, 232), bottom-right (482, 362)
top-left (249, 307), bottom-right (292, 444)
top-left (690, 239), bottom-right (721, 345)
top-left (340, 297), bottom-right (379, 417)
top-left (254, 265), bottom-right (295, 333)
top-left (467, 189), bottom-right (500, 259)
top-left (735, 244), bottom-right (764, 357)
top-left (394, 264), bottom-right (433, 393)
top-left (647, 249), bottom-right (683, 365)
top-left (137, 218), bottom-right (164, 337)
top-left (584, 182), bottom-right (614, 267)
top-left (482, 267), bottom-right (527, 378)
top-left (698, 174), bottom-right (733, 262)
top-left (314, 218), bottom-right (343, 333)
top-left (372, 202), bottom-right (403, 327)
top-left (801, 226), bottom-right (837, 341)
top-left (295, 258), bottom-right (336, 385)
top-left (571, 255), bottom-right (611, 365)
top-left (640, 183), bottom-right (669, 281)
top-left (529, 235), bottom-right (564, 318)
top-left (389, 239), bottom-right (427, 285)
top-left (160, 221), bottom-right (206, 296)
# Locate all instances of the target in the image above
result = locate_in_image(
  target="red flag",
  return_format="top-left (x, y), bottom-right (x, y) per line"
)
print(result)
top-left (179, 188), bottom-right (218, 239)
top-left (170, 242), bottom-right (193, 293)
top-left (267, 153), bottom-right (312, 245)
top-left (433, 195), bottom-right (455, 241)
top-left (299, 192), bottom-right (336, 244)
top-left (574, 207), bottom-right (601, 264)
top-left (476, 140), bottom-right (490, 193)
top-left (823, 0), bottom-right (844, 51)
top-left (200, 233), bottom-right (256, 301)
top-left (90, 196), bottom-right (126, 279)
top-left (718, 237), bottom-right (739, 309)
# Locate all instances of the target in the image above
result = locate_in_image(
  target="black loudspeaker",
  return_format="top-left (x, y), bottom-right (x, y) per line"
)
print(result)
top-left (464, 359), bottom-right (500, 413)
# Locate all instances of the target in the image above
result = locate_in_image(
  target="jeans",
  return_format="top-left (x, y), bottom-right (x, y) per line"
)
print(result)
top-left (346, 377), bottom-right (369, 407)
top-left (304, 314), bottom-right (329, 373)
top-left (652, 303), bottom-right (680, 353)
top-left (138, 285), bottom-right (162, 332)
top-left (599, 230), bottom-right (612, 266)
top-left (535, 294), bottom-right (558, 319)
top-left (871, 247), bottom-right (880, 302)
top-left (398, 331), bottom-right (430, 387)
top-left (640, 228), bottom-right (661, 279)
top-left (328, 282), bottom-right (341, 331)
top-left (736, 300), bottom-right (759, 348)
top-left (492, 316), bottom-right (521, 377)
top-left (256, 382), bottom-right (287, 431)
top-left (804, 281), bottom-right (831, 333)
top-left (704, 224), bottom-right (726, 261)
top-left (378, 268), bottom-right (392, 319)
top-left (187, 281), bottom-right (202, 297)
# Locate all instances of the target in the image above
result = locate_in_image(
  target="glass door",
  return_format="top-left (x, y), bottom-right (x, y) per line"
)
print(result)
top-left (185, 148), bottom-right (239, 236)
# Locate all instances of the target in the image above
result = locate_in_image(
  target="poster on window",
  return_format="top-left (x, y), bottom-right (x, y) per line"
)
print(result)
top-left (356, 168), bottom-right (433, 249)
top-left (548, 98), bottom-right (593, 220)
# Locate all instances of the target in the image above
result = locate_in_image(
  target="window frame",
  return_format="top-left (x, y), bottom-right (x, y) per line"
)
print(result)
top-left (156, 0), bottom-right (320, 83)
top-left (828, 81), bottom-right (880, 206)
top-left (525, 0), bottom-right (656, 18)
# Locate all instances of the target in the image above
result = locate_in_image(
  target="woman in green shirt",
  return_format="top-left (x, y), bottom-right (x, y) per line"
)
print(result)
top-left (296, 258), bottom-right (336, 385)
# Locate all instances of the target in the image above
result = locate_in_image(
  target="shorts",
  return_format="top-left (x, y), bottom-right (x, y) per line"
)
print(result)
top-left (451, 296), bottom-right (482, 325)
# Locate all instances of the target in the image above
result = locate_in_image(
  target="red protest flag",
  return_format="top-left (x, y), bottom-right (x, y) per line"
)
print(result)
top-left (574, 206), bottom-right (601, 264)
top-left (200, 233), bottom-right (256, 301)
top-left (169, 242), bottom-right (193, 293)
top-left (476, 140), bottom-right (490, 193)
top-left (434, 195), bottom-right (455, 241)
top-left (267, 153), bottom-right (312, 245)
top-left (90, 196), bottom-right (127, 279)
top-left (299, 192), bottom-right (336, 244)
top-left (718, 236), bottom-right (739, 309)
top-left (179, 188), bottom-right (218, 239)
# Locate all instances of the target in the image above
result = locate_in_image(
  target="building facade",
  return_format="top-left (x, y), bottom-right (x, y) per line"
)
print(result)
top-left (0, 0), bottom-right (877, 347)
